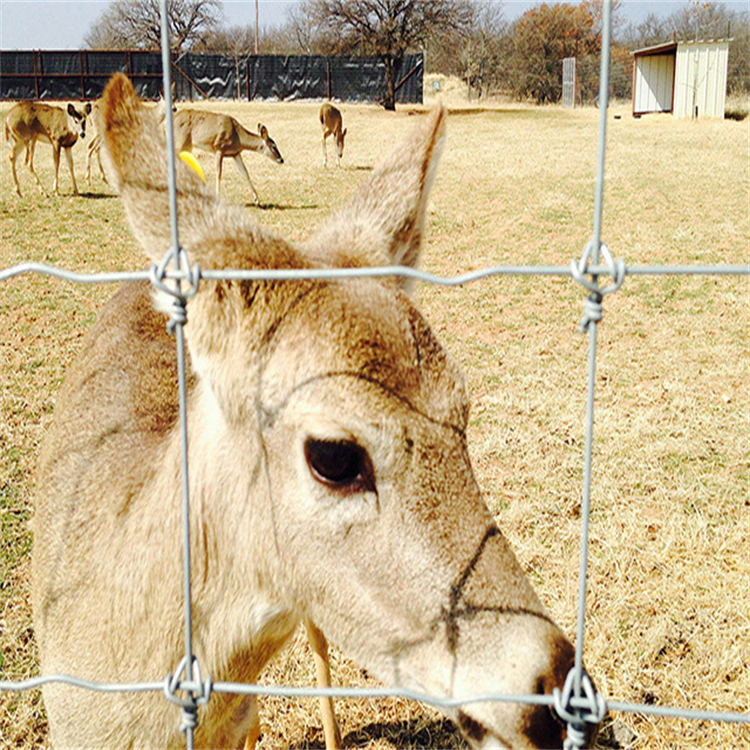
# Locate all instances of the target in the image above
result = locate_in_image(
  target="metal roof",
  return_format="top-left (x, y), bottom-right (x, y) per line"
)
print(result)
top-left (632, 38), bottom-right (733, 57)
top-left (632, 41), bottom-right (678, 57)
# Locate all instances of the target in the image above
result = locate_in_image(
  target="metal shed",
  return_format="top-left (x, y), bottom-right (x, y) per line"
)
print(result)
top-left (632, 39), bottom-right (730, 119)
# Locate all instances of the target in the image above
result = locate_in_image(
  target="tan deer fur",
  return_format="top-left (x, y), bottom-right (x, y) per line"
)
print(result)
top-left (86, 97), bottom-right (169, 185)
top-left (33, 73), bottom-right (595, 750)
top-left (172, 108), bottom-right (283, 204)
top-left (85, 98), bottom-right (107, 183)
top-left (5, 101), bottom-right (91, 196)
top-left (320, 102), bottom-right (346, 168)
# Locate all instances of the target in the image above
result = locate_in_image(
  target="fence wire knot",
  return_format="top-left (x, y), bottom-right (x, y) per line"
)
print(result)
top-left (164, 655), bottom-right (212, 735)
top-left (571, 240), bottom-right (625, 333)
top-left (149, 247), bottom-right (201, 333)
top-left (552, 669), bottom-right (607, 750)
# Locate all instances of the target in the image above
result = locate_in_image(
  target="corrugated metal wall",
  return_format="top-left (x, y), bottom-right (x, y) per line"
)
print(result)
top-left (633, 54), bottom-right (674, 114)
top-left (673, 41), bottom-right (729, 119)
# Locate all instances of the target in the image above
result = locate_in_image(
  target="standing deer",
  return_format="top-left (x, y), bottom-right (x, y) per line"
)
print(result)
top-left (33, 73), bottom-right (598, 750)
top-left (320, 102), bottom-right (346, 168)
top-left (172, 108), bottom-right (283, 204)
top-left (5, 101), bottom-right (91, 196)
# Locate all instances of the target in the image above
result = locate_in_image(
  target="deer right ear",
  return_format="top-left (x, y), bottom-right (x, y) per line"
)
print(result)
top-left (100, 73), bottom-right (219, 262)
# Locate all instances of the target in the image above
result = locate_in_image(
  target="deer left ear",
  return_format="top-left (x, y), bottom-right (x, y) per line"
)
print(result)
top-left (259, 124), bottom-right (268, 138)
top-left (302, 105), bottom-right (445, 293)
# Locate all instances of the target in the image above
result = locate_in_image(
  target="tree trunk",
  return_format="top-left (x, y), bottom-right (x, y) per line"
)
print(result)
top-left (382, 55), bottom-right (398, 111)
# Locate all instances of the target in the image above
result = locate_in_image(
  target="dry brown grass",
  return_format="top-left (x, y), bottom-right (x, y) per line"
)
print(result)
top-left (1, 86), bottom-right (748, 750)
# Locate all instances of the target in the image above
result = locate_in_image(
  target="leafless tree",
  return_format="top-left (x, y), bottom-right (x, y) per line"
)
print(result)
top-left (431, 0), bottom-right (507, 100)
top-left (85, 0), bottom-right (223, 51)
top-left (293, 0), bottom-right (471, 110)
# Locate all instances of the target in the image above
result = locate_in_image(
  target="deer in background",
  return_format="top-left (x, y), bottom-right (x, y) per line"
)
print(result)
top-left (33, 73), bottom-right (597, 750)
top-left (172, 108), bottom-right (283, 204)
top-left (5, 101), bottom-right (91, 196)
top-left (320, 102), bottom-right (346, 168)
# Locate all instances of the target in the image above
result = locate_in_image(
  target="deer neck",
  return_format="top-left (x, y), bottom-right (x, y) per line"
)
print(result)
top-left (236, 124), bottom-right (265, 153)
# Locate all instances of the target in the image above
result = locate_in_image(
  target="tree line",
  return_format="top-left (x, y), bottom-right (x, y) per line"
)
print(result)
top-left (85, 0), bottom-right (750, 109)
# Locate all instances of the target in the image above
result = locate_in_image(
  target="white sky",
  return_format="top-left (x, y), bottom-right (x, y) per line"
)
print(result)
top-left (0, 1), bottom-right (745, 51)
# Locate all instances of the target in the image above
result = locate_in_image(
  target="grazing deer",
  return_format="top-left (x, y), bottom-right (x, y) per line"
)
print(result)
top-left (5, 101), bottom-right (91, 196)
top-left (33, 73), bottom-right (597, 750)
top-left (172, 108), bottom-right (283, 204)
top-left (320, 102), bottom-right (346, 168)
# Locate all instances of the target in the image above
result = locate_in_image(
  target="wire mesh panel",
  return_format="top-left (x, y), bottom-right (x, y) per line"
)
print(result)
top-left (562, 57), bottom-right (576, 109)
top-left (1, 1), bottom-right (749, 749)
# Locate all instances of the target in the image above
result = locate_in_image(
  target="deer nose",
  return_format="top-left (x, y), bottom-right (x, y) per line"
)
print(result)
top-left (456, 635), bottom-right (601, 749)
top-left (523, 637), bottom-right (601, 749)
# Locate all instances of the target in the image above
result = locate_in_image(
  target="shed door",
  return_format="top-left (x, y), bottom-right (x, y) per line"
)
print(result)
top-left (634, 54), bottom-right (675, 114)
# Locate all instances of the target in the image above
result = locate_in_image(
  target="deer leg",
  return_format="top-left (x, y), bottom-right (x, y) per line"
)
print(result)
top-left (97, 145), bottom-right (107, 183)
top-left (86, 138), bottom-right (98, 183)
top-left (10, 141), bottom-right (25, 196)
top-left (233, 155), bottom-right (260, 206)
top-left (63, 146), bottom-right (79, 196)
top-left (322, 131), bottom-right (329, 167)
top-left (215, 151), bottom-right (223, 196)
top-left (50, 146), bottom-right (63, 195)
top-left (27, 141), bottom-right (49, 195)
top-left (306, 620), bottom-right (342, 750)
top-left (242, 696), bottom-right (261, 750)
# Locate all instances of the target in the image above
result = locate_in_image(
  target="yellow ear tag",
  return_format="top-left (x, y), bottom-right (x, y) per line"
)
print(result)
top-left (179, 151), bottom-right (205, 184)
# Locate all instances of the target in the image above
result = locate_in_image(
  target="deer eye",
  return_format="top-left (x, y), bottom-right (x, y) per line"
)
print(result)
top-left (304, 438), bottom-right (374, 493)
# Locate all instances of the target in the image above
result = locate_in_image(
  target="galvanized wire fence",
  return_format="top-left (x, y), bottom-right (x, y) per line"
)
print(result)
top-left (1, 1), bottom-right (749, 748)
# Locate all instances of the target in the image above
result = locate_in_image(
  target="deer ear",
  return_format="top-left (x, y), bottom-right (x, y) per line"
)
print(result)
top-left (100, 73), bottom-right (221, 262)
top-left (259, 124), bottom-right (268, 138)
top-left (302, 105), bottom-right (446, 292)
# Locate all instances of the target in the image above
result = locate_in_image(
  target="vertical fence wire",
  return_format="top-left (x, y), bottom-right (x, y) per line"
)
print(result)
top-left (573, 0), bottom-right (611, 706)
top-left (157, 3), bottom-right (199, 747)
top-left (2, 0), bottom-right (750, 745)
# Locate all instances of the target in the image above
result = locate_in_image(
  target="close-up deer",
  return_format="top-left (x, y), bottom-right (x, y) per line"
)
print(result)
top-left (33, 73), bottom-right (597, 750)
top-left (320, 102), bottom-right (347, 168)
top-left (172, 108), bottom-right (283, 204)
top-left (4, 100), bottom-right (91, 196)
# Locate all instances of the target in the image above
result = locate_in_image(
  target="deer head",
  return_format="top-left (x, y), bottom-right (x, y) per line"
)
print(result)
top-left (257, 122), bottom-right (284, 164)
top-left (34, 72), bottom-right (595, 750)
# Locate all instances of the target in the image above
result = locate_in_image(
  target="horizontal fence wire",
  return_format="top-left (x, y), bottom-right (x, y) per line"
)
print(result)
top-left (2, 0), bottom-right (749, 746)
top-left (2, 261), bottom-right (749, 286)
top-left (3, 671), bottom-right (750, 725)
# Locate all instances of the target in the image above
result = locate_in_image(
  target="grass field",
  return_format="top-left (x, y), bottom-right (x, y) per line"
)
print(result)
top-left (1, 84), bottom-right (749, 750)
